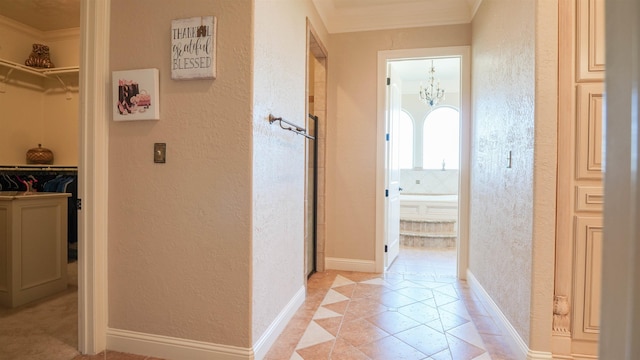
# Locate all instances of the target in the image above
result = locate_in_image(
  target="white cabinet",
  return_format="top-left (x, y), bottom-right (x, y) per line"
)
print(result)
top-left (0, 192), bottom-right (70, 308)
top-left (554, 0), bottom-right (604, 357)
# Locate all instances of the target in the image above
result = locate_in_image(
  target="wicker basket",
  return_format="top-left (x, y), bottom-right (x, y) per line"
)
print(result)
top-left (26, 144), bottom-right (54, 164)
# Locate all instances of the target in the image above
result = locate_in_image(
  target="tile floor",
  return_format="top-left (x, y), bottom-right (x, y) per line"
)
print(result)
top-left (265, 247), bottom-right (516, 360)
top-left (6, 247), bottom-right (514, 360)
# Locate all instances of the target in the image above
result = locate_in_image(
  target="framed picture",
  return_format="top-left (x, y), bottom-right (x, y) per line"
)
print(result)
top-left (171, 16), bottom-right (217, 80)
top-left (112, 68), bottom-right (160, 121)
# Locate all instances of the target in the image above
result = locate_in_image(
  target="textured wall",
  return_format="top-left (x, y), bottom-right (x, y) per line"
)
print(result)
top-left (470, 0), bottom-right (535, 345)
top-left (0, 18), bottom-right (79, 165)
top-left (327, 24), bottom-right (470, 261)
top-left (252, 0), bottom-right (329, 343)
top-left (109, 0), bottom-right (253, 347)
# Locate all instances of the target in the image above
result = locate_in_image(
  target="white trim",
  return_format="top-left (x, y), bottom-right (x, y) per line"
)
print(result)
top-left (0, 14), bottom-right (43, 38)
top-left (375, 46), bottom-right (471, 277)
top-left (325, 257), bottom-right (376, 272)
top-left (44, 27), bottom-right (81, 41)
top-left (547, 354), bottom-right (597, 360)
top-left (527, 350), bottom-right (554, 360)
top-left (253, 286), bottom-right (305, 360)
top-left (78, 0), bottom-right (110, 354)
top-left (467, 271), bottom-right (554, 360)
top-left (468, 0), bottom-right (483, 19)
top-left (466, 270), bottom-right (528, 360)
top-left (311, 0), bottom-right (474, 34)
top-left (106, 328), bottom-right (253, 360)
top-left (0, 14), bottom-right (79, 41)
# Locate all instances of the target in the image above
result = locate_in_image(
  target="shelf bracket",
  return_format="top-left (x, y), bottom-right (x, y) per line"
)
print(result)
top-left (53, 75), bottom-right (73, 100)
top-left (0, 68), bottom-right (14, 93)
top-left (0, 58), bottom-right (77, 96)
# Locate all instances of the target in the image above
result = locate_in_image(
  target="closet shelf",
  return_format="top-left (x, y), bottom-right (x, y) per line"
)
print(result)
top-left (0, 58), bottom-right (79, 95)
top-left (0, 58), bottom-right (79, 77)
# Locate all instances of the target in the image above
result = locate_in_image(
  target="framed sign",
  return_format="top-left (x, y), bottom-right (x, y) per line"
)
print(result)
top-left (112, 68), bottom-right (160, 121)
top-left (171, 16), bottom-right (217, 80)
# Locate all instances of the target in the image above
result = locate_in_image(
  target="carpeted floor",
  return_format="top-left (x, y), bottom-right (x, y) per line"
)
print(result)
top-left (0, 262), bottom-right (80, 360)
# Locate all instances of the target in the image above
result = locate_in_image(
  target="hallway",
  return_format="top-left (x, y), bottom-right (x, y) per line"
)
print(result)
top-left (265, 247), bottom-right (516, 359)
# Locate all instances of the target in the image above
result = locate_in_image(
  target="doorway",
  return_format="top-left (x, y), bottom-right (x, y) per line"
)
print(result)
top-left (0, 1), bottom-right (109, 356)
top-left (305, 21), bottom-right (328, 276)
top-left (375, 47), bottom-right (471, 279)
top-left (0, 3), bottom-right (84, 358)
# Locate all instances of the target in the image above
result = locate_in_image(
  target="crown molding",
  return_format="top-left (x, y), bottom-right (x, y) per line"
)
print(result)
top-left (468, 0), bottom-right (483, 19)
top-left (0, 14), bottom-right (43, 39)
top-left (45, 27), bottom-right (80, 41)
top-left (0, 14), bottom-right (79, 42)
top-left (312, 0), bottom-right (476, 34)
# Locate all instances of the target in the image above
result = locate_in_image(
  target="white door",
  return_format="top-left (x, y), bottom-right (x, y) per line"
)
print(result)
top-left (385, 66), bottom-right (402, 268)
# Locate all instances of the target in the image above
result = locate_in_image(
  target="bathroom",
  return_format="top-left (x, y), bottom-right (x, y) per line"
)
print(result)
top-left (392, 57), bottom-right (461, 249)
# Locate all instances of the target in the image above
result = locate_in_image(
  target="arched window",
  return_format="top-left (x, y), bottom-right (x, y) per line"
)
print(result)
top-left (398, 110), bottom-right (414, 169)
top-left (423, 107), bottom-right (460, 170)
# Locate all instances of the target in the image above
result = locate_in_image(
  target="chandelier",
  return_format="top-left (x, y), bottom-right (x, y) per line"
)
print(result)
top-left (418, 60), bottom-right (445, 107)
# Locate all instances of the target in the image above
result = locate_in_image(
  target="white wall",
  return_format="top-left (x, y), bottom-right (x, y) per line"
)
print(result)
top-left (469, 0), bottom-right (535, 345)
top-left (252, 0), bottom-right (329, 346)
top-left (400, 169), bottom-right (458, 195)
top-left (109, 0), bottom-right (253, 348)
top-left (327, 24), bottom-right (471, 261)
top-left (0, 16), bottom-right (79, 166)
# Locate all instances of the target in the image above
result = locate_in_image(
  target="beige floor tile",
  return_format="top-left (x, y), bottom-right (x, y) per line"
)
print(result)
top-left (445, 334), bottom-right (486, 360)
top-left (332, 284), bottom-right (356, 298)
top-left (330, 338), bottom-right (370, 360)
top-left (364, 310), bottom-right (421, 335)
top-left (397, 301), bottom-right (441, 324)
top-left (395, 325), bottom-right (449, 357)
top-left (322, 300), bottom-right (350, 315)
top-left (315, 317), bottom-right (343, 336)
top-left (342, 298), bottom-right (387, 322)
top-left (337, 318), bottom-right (389, 347)
top-left (296, 339), bottom-right (335, 360)
top-left (357, 335), bottom-right (427, 360)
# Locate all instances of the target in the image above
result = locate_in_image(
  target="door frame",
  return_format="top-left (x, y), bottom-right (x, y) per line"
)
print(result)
top-left (77, 0), bottom-right (110, 354)
top-left (305, 19), bottom-right (328, 273)
top-left (375, 46), bottom-right (471, 278)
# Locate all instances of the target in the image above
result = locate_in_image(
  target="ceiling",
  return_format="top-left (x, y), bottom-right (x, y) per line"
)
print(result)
top-left (0, 0), bottom-right (481, 33)
top-left (392, 57), bottom-right (461, 95)
top-left (0, 0), bottom-right (80, 31)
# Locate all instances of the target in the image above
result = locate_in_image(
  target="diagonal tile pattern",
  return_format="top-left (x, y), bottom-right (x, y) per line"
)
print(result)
top-left (266, 247), bottom-right (517, 360)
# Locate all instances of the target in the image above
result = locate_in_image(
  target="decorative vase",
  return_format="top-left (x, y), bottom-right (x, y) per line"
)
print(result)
top-left (24, 43), bottom-right (54, 69)
top-left (26, 144), bottom-right (54, 164)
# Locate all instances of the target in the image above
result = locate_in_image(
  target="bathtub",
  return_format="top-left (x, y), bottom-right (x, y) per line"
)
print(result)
top-left (399, 194), bottom-right (458, 222)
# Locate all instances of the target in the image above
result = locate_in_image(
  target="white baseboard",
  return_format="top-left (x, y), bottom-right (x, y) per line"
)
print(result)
top-left (253, 286), bottom-right (305, 360)
top-left (527, 350), bottom-right (554, 360)
top-left (106, 328), bottom-right (253, 360)
top-left (466, 270), bottom-right (553, 360)
top-left (325, 257), bottom-right (376, 272)
top-left (106, 286), bottom-right (305, 360)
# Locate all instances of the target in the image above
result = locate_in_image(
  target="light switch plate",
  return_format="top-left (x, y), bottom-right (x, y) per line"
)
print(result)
top-left (154, 143), bottom-right (166, 163)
